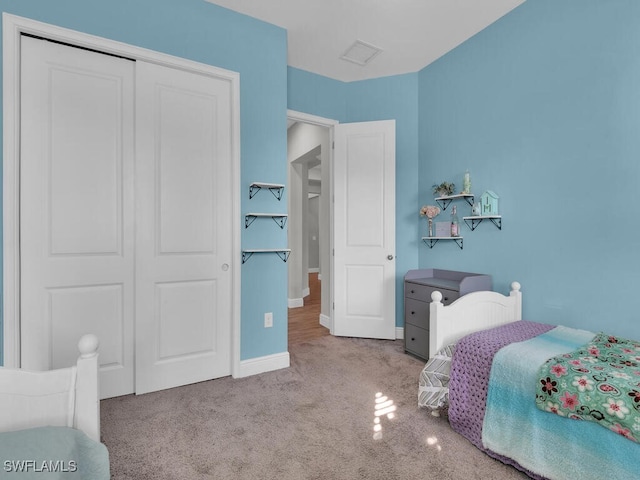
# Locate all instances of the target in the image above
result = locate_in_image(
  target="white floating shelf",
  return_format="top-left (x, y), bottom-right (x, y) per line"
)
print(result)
top-left (249, 182), bottom-right (285, 200)
top-left (421, 237), bottom-right (463, 249)
top-left (242, 248), bottom-right (291, 264)
top-left (463, 215), bottom-right (502, 230)
top-left (245, 213), bottom-right (288, 229)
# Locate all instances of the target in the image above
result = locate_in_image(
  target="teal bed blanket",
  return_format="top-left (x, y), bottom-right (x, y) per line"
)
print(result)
top-left (535, 332), bottom-right (640, 442)
top-left (483, 326), bottom-right (640, 480)
top-left (0, 426), bottom-right (109, 479)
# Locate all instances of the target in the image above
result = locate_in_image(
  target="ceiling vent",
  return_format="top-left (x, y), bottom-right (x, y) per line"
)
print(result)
top-left (340, 40), bottom-right (382, 66)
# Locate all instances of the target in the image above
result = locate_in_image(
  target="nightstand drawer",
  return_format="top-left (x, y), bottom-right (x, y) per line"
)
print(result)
top-left (404, 298), bottom-right (429, 328)
top-left (405, 283), bottom-right (459, 304)
top-left (405, 282), bottom-right (432, 301)
top-left (405, 324), bottom-right (429, 359)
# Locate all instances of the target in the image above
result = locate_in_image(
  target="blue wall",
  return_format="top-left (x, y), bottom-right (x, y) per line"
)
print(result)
top-left (287, 68), bottom-right (420, 327)
top-left (0, 0), bottom-right (289, 362)
top-left (418, 0), bottom-right (640, 340)
top-left (287, 67), bottom-right (348, 122)
top-left (290, 1), bottom-right (640, 341)
top-left (4, 0), bottom-right (640, 365)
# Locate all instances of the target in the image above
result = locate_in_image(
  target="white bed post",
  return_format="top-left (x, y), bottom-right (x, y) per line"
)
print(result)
top-left (509, 281), bottom-right (522, 320)
top-left (74, 334), bottom-right (100, 443)
top-left (429, 291), bottom-right (445, 359)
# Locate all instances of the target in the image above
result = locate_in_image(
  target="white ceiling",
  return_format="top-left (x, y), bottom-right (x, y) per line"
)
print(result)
top-left (204, 0), bottom-right (525, 82)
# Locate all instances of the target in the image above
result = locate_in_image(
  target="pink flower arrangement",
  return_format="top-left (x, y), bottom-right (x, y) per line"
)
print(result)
top-left (419, 205), bottom-right (440, 219)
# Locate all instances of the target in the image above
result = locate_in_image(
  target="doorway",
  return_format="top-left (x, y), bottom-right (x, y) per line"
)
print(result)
top-left (286, 113), bottom-right (397, 344)
top-left (287, 145), bottom-right (327, 345)
top-left (286, 112), bottom-right (336, 345)
top-left (288, 272), bottom-right (326, 345)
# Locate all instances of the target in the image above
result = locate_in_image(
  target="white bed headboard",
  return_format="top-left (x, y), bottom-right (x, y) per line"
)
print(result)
top-left (0, 334), bottom-right (100, 442)
top-left (428, 282), bottom-right (522, 358)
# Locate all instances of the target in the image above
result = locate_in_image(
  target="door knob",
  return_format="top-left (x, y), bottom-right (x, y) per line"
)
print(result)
top-left (221, 263), bottom-right (229, 271)
top-left (387, 255), bottom-right (394, 260)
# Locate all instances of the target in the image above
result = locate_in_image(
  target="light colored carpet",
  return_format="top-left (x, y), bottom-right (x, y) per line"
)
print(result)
top-left (101, 336), bottom-right (529, 479)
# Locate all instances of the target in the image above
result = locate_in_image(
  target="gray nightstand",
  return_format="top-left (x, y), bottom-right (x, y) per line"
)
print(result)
top-left (404, 269), bottom-right (492, 360)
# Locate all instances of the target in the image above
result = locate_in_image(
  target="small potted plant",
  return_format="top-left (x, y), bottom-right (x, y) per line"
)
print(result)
top-left (432, 182), bottom-right (455, 197)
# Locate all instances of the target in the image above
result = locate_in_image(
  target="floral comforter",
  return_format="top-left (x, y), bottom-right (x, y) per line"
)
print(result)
top-left (535, 332), bottom-right (640, 442)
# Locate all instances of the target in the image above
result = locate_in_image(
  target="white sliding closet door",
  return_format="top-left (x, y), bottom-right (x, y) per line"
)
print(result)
top-left (20, 36), bottom-right (136, 398)
top-left (19, 35), bottom-right (233, 398)
top-left (134, 61), bottom-right (232, 395)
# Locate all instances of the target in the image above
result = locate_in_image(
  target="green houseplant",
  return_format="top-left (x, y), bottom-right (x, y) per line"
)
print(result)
top-left (432, 182), bottom-right (455, 197)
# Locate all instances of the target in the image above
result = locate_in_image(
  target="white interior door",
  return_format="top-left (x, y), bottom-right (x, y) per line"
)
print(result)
top-left (20, 36), bottom-right (136, 398)
top-left (333, 120), bottom-right (396, 339)
top-left (134, 61), bottom-right (232, 395)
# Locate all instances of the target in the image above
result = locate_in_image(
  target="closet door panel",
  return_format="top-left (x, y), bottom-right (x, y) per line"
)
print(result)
top-left (20, 36), bottom-right (135, 399)
top-left (157, 87), bottom-right (216, 254)
top-left (134, 61), bottom-right (233, 395)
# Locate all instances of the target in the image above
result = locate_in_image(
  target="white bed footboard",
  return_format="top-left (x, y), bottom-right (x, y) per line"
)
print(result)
top-left (0, 334), bottom-right (100, 442)
top-left (429, 282), bottom-right (522, 358)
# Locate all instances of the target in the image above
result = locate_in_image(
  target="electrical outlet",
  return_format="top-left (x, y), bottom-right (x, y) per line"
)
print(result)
top-left (264, 312), bottom-right (273, 328)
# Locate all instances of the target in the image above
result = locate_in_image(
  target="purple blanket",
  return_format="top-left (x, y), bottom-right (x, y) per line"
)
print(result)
top-left (448, 320), bottom-right (554, 450)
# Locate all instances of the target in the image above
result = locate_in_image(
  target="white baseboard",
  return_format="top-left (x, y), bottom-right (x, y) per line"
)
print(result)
top-left (302, 287), bottom-right (310, 297)
top-left (320, 313), bottom-right (331, 331)
top-left (235, 351), bottom-right (290, 378)
top-left (396, 327), bottom-right (404, 340)
top-left (288, 298), bottom-right (304, 308)
top-left (308, 268), bottom-right (319, 273)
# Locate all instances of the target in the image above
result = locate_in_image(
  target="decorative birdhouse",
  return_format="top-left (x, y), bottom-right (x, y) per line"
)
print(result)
top-left (480, 190), bottom-right (499, 215)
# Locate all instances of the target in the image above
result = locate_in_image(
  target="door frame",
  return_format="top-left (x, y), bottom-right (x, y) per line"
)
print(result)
top-left (286, 112), bottom-right (398, 339)
top-left (2, 14), bottom-right (242, 376)
top-left (286, 110), bottom-right (337, 332)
